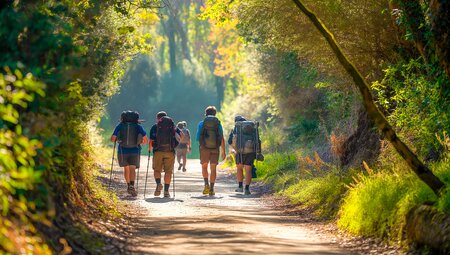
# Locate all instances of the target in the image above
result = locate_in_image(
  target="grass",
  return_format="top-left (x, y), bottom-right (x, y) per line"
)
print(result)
top-left (255, 147), bottom-right (450, 247)
top-left (338, 152), bottom-right (450, 241)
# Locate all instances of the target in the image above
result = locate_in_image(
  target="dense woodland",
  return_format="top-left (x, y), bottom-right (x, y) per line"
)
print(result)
top-left (1, 0), bottom-right (449, 253)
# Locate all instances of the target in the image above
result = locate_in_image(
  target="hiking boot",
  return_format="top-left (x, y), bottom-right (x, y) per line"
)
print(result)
top-left (202, 185), bottom-right (210, 195)
top-left (244, 189), bottom-right (251, 196)
top-left (127, 186), bottom-right (133, 194)
top-left (209, 190), bottom-right (215, 196)
top-left (182, 167), bottom-right (186, 172)
top-left (129, 186), bottom-right (137, 197)
top-left (235, 187), bottom-right (243, 193)
top-left (163, 190), bottom-right (171, 198)
top-left (154, 183), bottom-right (163, 196)
top-left (178, 163), bottom-right (182, 170)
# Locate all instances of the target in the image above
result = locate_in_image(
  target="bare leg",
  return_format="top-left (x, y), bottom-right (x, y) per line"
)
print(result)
top-left (129, 165), bottom-right (136, 182)
top-left (182, 153), bottom-right (187, 170)
top-left (177, 152), bottom-right (182, 165)
top-left (210, 163), bottom-right (217, 183)
top-left (164, 171), bottom-right (172, 184)
top-left (124, 166), bottom-right (130, 183)
top-left (154, 170), bottom-right (161, 179)
top-left (201, 163), bottom-right (209, 179)
top-left (244, 165), bottom-right (252, 185)
top-left (236, 164), bottom-right (244, 182)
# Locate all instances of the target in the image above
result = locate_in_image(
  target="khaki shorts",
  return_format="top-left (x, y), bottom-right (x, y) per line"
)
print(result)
top-left (200, 148), bottom-right (219, 165)
top-left (153, 151), bottom-right (175, 173)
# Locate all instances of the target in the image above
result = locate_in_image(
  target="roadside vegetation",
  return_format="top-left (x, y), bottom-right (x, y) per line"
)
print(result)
top-left (202, 0), bottom-right (450, 252)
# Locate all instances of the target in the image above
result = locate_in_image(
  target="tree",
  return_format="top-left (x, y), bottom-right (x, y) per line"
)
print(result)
top-left (291, 0), bottom-right (445, 196)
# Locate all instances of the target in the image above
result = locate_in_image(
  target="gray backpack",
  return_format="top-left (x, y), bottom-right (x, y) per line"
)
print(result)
top-left (234, 121), bottom-right (257, 154)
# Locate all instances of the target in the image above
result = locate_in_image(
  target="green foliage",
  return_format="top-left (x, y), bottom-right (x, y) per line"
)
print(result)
top-left (0, 69), bottom-right (52, 253)
top-left (254, 153), bottom-right (298, 190)
top-left (282, 170), bottom-right (347, 218)
top-left (338, 153), bottom-right (450, 240)
top-left (0, 0), bottom-right (153, 252)
top-left (372, 58), bottom-right (450, 159)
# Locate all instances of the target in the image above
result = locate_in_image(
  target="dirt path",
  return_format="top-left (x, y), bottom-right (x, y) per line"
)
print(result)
top-left (110, 158), bottom-right (354, 255)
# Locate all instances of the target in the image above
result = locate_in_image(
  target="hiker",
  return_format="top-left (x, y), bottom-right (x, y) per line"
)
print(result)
top-left (148, 111), bottom-right (181, 198)
top-left (228, 115), bottom-right (262, 195)
top-left (197, 106), bottom-right (226, 196)
top-left (111, 111), bottom-right (148, 197)
top-left (176, 121), bottom-right (191, 172)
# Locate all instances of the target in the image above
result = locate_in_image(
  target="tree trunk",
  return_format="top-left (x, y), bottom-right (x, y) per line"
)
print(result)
top-left (406, 205), bottom-right (450, 253)
top-left (161, 16), bottom-right (178, 74)
top-left (291, 0), bottom-right (445, 196)
top-left (429, 0), bottom-right (450, 78)
top-left (168, 1), bottom-right (192, 62)
top-left (215, 76), bottom-right (225, 109)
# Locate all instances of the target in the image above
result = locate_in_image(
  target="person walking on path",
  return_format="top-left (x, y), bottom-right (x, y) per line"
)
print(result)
top-left (176, 121), bottom-right (191, 172)
top-left (228, 115), bottom-right (262, 195)
top-left (149, 111), bottom-right (181, 198)
top-left (197, 106), bottom-right (226, 196)
top-left (111, 111), bottom-right (148, 197)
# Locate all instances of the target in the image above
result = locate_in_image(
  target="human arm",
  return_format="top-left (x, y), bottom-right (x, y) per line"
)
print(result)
top-left (111, 124), bottom-right (121, 142)
top-left (148, 125), bottom-right (156, 152)
top-left (219, 124), bottom-right (226, 160)
top-left (221, 136), bottom-right (226, 160)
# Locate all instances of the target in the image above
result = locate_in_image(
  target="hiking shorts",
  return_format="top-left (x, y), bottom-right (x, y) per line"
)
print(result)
top-left (234, 153), bottom-right (255, 166)
top-left (153, 151), bottom-right (175, 173)
top-left (200, 148), bottom-right (219, 165)
top-left (118, 153), bottom-right (140, 168)
top-left (176, 147), bottom-right (188, 157)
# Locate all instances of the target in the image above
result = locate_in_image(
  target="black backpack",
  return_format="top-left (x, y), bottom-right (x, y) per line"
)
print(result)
top-left (234, 120), bottom-right (257, 154)
top-left (118, 111), bottom-right (141, 148)
top-left (156, 116), bottom-right (177, 152)
top-left (200, 116), bottom-right (222, 149)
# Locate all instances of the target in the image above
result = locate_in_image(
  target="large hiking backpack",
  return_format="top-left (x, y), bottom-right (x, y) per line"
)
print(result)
top-left (118, 111), bottom-right (141, 148)
top-left (156, 116), bottom-right (176, 152)
top-left (179, 128), bottom-right (190, 144)
top-left (200, 116), bottom-right (222, 149)
top-left (234, 120), bottom-right (257, 154)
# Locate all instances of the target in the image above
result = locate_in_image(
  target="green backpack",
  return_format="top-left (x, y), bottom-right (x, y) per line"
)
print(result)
top-left (200, 116), bottom-right (222, 149)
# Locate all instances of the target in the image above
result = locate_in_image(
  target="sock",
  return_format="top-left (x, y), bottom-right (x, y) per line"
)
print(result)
top-left (164, 184), bottom-right (170, 191)
top-left (130, 181), bottom-right (134, 187)
top-left (204, 178), bottom-right (209, 186)
top-left (156, 178), bottom-right (161, 185)
top-left (210, 182), bottom-right (215, 191)
top-left (127, 183), bottom-right (130, 188)
top-left (245, 185), bottom-right (250, 190)
top-left (238, 182), bottom-right (243, 188)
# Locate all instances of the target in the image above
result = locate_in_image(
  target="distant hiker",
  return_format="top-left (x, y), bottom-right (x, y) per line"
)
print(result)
top-left (149, 111), bottom-right (181, 198)
top-left (176, 121), bottom-right (191, 172)
top-left (228, 115), bottom-right (262, 195)
top-left (197, 106), bottom-right (226, 196)
top-left (111, 111), bottom-right (148, 197)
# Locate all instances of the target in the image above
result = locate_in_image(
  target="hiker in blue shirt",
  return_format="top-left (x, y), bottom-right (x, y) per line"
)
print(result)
top-left (111, 111), bottom-right (148, 197)
top-left (196, 106), bottom-right (226, 196)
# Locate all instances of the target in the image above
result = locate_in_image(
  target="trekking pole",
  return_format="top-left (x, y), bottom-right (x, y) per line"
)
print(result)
top-left (136, 149), bottom-right (141, 193)
top-left (172, 159), bottom-right (176, 198)
top-left (109, 141), bottom-right (116, 188)
top-left (144, 151), bottom-right (151, 198)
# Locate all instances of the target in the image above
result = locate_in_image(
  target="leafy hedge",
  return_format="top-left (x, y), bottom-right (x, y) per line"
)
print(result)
top-left (0, 1), bottom-right (153, 252)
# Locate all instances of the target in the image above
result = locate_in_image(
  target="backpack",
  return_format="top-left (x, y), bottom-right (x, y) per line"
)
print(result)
top-left (156, 116), bottom-right (177, 152)
top-left (179, 128), bottom-right (190, 144)
top-left (121, 111), bottom-right (139, 123)
top-left (118, 111), bottom-right (141, 148)
top-left (200, 116), bottom-right (222, 149)
top-left (233, 120), bottom-right (257, 154)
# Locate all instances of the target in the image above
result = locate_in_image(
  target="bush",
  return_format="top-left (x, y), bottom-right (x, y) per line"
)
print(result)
top-left (282, 170), bottom-right (348, 218)
top-left (254, 152), bottom-right (298, 190)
